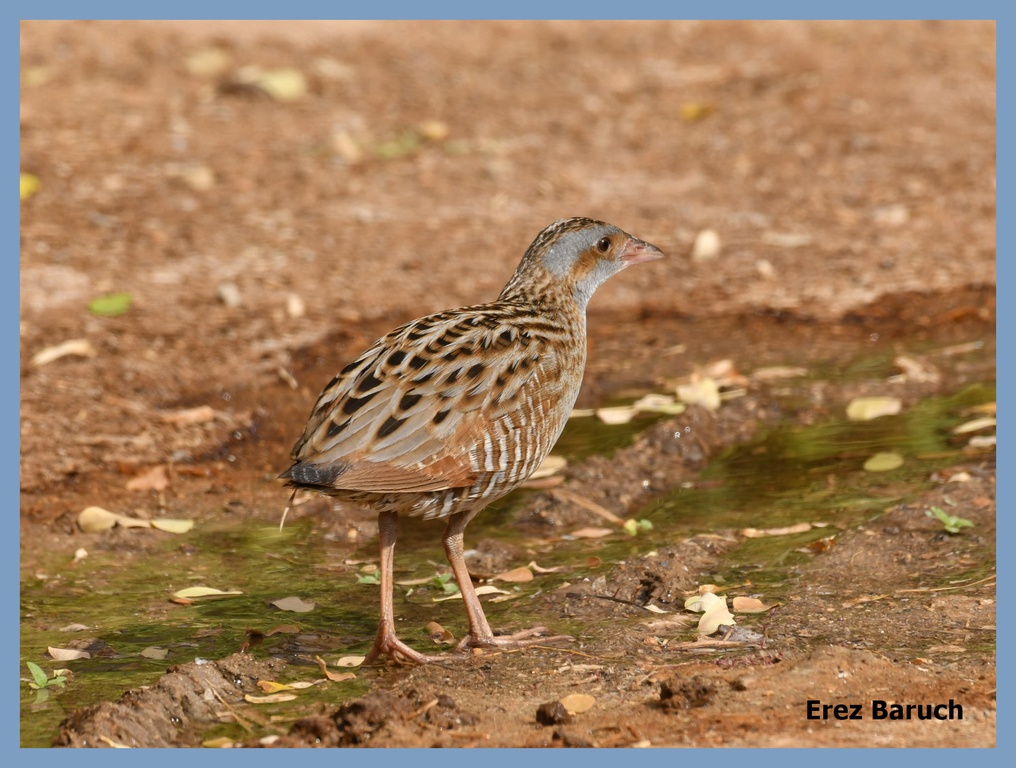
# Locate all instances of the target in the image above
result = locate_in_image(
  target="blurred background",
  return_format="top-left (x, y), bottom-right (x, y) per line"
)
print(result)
top-left (20, 17), bottom-right (996, 496)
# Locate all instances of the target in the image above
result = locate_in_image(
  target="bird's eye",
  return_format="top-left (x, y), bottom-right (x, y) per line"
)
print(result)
top-left (596, 236), bottom-right (611, 253)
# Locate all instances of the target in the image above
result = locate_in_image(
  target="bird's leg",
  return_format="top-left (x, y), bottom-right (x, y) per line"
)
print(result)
top-left (442, 511), bottom-right (573, 653)
top-left (363, 511), bottom-right (441, 665)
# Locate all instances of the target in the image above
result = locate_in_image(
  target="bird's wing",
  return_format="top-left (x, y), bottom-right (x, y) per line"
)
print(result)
top-left (283, 304), bottom-right (578, 494)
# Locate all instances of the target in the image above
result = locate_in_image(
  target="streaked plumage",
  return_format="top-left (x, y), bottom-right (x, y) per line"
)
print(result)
top-left (281, 217), bottom-right (663, 663)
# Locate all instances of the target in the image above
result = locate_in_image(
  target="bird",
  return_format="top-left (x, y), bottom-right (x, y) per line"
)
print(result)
top-left (280, 217), bottom-right (664, 664)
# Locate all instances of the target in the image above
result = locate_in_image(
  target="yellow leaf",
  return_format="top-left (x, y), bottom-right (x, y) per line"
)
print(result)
top-left (48, 646), bottom-right (91, 661)
top-left (335, 656), bottom-right (366, 668)
top-left (846, 396), bottom-right (902, 421)
top-left (201, 736), bottom-right (236, 748)
top-left (150, 518), bottom-right (194, 534)
top-left (126, 465), bottom-right (169, 492)
top-left (257, 680), bottom-right (295, 693)
top-left (676, 377), bottom-right (721, 410)
top-left (271, 596), bottom-right (316, 613)
top-left (732, 596), bottom-right (773, 614)
top-left (77, 506), bottom-right (120, 533)
top-left (595, 406), bottom-right (637, 425)
top-left (492, 567), bottom-right (534, 583)
top-left (258, 68), bottom-right (307, 101)
top-left (569, 527), bottom-right (613, 539)
top-left (740, 522), bottom-right (813, 538)
top-left (863, 452), bottom-right (904, 472)
top-left (697, 597), bottom-right (736, 635)
top-left (172, 586), bottom-right (243, 599)
top-left (314, 656), bottom-right (357, 681)
top-left (244, 692), bottom-right (298, 704)
top-left (951, 417), bottom-right (996, 434)
top-left (32, 338), bottom-right (96, 367)
top-left (20, 173), bottom-right (41, 200)
top-left (529, 455), bottom-right (567, 479)
top-left (560, 693), bottom-right (596, 714)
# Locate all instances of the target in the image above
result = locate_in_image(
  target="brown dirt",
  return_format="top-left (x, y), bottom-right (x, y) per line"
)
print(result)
top-left (20, 20), bottom-right (995, 748)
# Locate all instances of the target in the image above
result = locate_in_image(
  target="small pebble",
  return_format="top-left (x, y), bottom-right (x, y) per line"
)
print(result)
top-left (217, 282), bottom-right (242, 308)
top-left (535, 701), bottom-right (571, 726)
top-left (691, 228), bottom-right (721, 261)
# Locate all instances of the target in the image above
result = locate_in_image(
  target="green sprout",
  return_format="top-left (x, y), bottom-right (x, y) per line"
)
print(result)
top-left (927, 506), bottom-right (974, 534)
top-left (26, 661), bottom-right (66, 690)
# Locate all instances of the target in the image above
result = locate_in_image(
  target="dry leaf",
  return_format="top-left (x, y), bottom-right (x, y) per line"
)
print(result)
top-left (751, 365), bottom-right (808, 381)
top-left (257, 68), bottom-right (307, 101)
top-left (77, 506), bottom-right (120, 533)
top-left (426, 621), bottom-right (455, 645)
top-left (244, 693), bottom-right (298, 704)
top-left (492, 567), bottom-right (534, 583)
top-left (632, 393), bottom-right (686, 415)
top-left (335, 656), bottom-right (366, 668)
top-left (529, 455), bottom-right (567, 480)
top-left (560, 693), bottom-right (596, 714)
top-left (684, 592), bottom-right (721, 613)
top-left (271, 596), bottom-right (316, 613)
top-left (952, 417), bottom-right (996, 434)
top-left (676, 378), bottom-right (721, 411)
top-left (48, 646), bottom-right (91, 661)
top-left (690, 228), bottom-right (721, 260)
top-left (32, 338), bottom-right (96, 367)
top-left (528, 561), bottom-right (567, 574)
top-left (732, 596), bottom-right (772, 614)
top-left (846, 396), bottom-right (902, 421)
top-left (126, 465), bottom-right (168, 492)
top-left (569, 527), bottom-right (613, 539)
top-left (553, 488), bottom-right (625, 524)
top-left (160, 405), bottom-right (216, 425)
top-left (433, 585), bottom-right (508, 602)
top-left (644, 604), bottom-right (670, 614)
top-left (697, 597), bottom-right (736, 635)
top-left (893, 356), bottom-right (939, 383)
top-left (394, 576), bottom-right (437, 586)
top-left (202, 737), bottom-right (236, 749)
top-left (266, 625), bottom-right (301, 636)
top-left (97, 736), bottom-right (131, 748)
top-left (314, 655), bottom-right (357, 682)
top-left (741, 522), bottom-right (813, 538)
top-left (863, 452), bottom-right (904, 472)
top-left (116, 515), bottom-right (152, 529)
top-left (926, 644), bottom-right (967, 654)
top-left (257, 680), bottom-right (295, 693)
top-left (595, 406), bottom-right (637, 425)
top-left (150, 518), bottom-right (194, 534)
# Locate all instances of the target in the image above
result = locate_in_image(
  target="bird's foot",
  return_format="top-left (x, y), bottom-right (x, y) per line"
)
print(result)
top-left (363, 629), bottom-right (444, 665)
top-left (456, 625), bottom-right (574, 654)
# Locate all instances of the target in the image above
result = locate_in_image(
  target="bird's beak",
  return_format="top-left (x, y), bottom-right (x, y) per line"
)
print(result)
top-left (620, 237), bottom-right (665, 266)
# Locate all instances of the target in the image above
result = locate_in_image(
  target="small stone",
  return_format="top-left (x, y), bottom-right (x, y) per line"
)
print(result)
top-left (286, 293), bottom-right (306, 319)
top-left (535, 701), bottom-right (571, 726)
top-left (873, 203), bottom-right (909, 226)
top-left (756, 258), bottom-right (775, 279)
top-left (691, 228), bottom-right (721, 261)
top-left (659, 677), bottom-right (715, 710)
top-left (217, 282), bottom-right (242, 308)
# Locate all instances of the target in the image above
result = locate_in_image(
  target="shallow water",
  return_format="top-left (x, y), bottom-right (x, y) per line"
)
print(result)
top-left (20, 335), bottom-right (995, 746)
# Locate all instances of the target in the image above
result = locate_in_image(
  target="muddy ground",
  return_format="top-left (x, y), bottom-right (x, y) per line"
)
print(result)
top-left (20, 20), bottom-right (995, 748)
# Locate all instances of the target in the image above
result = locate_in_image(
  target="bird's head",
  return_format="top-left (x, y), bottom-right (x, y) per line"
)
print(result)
top-left (500, 217), bottom-right (664, 308)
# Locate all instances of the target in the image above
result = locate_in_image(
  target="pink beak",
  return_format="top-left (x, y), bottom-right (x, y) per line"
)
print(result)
top-left (620, 236), bottom-right (665, 266)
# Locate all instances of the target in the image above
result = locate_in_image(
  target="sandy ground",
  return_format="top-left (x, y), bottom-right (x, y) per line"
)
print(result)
top-left (20, 20), bottom-right (995, 748)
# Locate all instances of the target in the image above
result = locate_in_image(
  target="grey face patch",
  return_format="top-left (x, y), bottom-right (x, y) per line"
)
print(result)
top-left (541, 223), bottom-right (619, 278)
